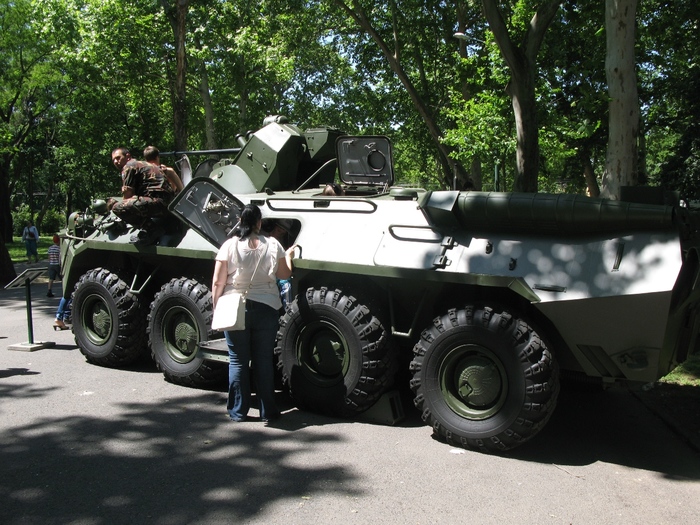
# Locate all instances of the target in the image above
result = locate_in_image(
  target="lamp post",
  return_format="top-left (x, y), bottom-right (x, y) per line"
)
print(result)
top-left (453, 32), bottom-right (486, 44)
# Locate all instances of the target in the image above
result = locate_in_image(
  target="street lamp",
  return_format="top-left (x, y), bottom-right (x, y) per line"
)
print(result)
top-left (453, 32), bottom-right (486, 43)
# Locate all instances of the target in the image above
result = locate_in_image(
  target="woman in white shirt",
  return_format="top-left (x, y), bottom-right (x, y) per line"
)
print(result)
top-left (212, 204), bottom-right (294, 422)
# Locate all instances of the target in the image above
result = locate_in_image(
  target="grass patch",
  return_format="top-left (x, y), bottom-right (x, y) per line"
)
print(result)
top-left (660, 353), bottom-right (700, 387)
top-left (6, 237), bottom-right (53, 263)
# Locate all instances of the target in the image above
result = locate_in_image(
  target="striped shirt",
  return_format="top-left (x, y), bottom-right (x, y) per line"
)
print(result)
top-left (48, 244), bottom-right (60, 266)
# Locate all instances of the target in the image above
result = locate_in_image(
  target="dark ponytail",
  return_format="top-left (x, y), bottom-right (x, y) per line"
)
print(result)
top-left (235, 204), bottom-right (262, 239)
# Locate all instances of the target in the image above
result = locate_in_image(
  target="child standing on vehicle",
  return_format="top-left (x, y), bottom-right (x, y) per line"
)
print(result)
top-left (47, 234), bottom-right (61, 297)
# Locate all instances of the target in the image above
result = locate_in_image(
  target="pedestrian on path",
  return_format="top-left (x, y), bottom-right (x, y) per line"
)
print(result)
top-left (22, 220), bottom-right (39, 263)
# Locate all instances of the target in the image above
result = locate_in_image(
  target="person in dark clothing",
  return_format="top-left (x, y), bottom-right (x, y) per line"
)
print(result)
top-left (22, 220), bottom-right (39, 262)
top-left (110, 147), bottom-right (177, 245)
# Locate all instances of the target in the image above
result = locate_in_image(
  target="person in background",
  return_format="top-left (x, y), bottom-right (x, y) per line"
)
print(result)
top-left (211, 204), bottom-right (295, 423)
top-left (110, 147), bottom-right (177, 245)
top-left (322, 182), bottom-right (344, 196)
top-left (46, 234), bottom-right (61, 297)
top-left (22, 220), bottom-right (39, 263)
top-left (144, 145), bottom-right (184, 194)
top-left (266, 219), bottom-right (294, 310)
top-left (53, 297), bottom-right (72, 331)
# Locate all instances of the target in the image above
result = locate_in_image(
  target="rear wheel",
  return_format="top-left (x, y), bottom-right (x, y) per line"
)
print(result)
top-left (275, 286), bottom-right (397, 417)
top-left (72, 268), bottom-right (147, 366)
top-left (148, 278), bottom-right (226, 387)
top-left (410, 305), bottom-right (559, 452)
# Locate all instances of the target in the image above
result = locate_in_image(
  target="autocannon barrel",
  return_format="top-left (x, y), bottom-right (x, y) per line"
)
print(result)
top-left (420, 191), bottom-right (677, 237)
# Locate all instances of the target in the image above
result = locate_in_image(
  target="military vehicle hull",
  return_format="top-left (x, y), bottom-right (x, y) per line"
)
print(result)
top-left (61, 117), bottom-right (700, 452)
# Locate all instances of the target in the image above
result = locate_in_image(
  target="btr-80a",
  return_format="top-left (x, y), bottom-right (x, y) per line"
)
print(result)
top-left (61, 115), bottom-right (700, 452)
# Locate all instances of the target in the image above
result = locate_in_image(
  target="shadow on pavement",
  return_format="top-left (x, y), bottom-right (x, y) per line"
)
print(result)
top-left (0, 393), bottom-right (362, 524)
top-left (508, 381), bottom-right (700, 478)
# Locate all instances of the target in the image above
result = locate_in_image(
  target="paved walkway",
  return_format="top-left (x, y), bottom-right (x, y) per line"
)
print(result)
top-left (6, 257), bottom-right (699, 454)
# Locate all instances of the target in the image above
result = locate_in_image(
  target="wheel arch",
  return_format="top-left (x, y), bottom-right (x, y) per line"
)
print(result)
top-left (424, 281), bottom-right (574, 370)
top-left (291, 269), bottom-right (574, 371)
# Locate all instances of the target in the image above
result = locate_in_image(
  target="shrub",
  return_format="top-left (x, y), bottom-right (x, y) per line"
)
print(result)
top-left (11, 205), bottom-right (66, 237)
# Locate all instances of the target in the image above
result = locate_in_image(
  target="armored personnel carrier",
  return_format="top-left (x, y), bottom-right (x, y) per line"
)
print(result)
top-left (61, 115), bottom-right (700, 452)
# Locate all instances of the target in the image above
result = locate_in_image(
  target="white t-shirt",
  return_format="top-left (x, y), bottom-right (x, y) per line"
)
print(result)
top-left (216, 234), bottom-right (286, 310)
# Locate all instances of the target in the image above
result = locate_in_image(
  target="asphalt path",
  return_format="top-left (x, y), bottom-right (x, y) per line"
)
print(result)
top-left (2, 278), bottom-right (700, 524)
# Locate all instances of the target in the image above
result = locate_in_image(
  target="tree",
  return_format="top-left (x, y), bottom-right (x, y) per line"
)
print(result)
top-left (537, 1), bottom-right (608, 196)
top-left (329, 0), bottom-right (472, 189)
top-left (639, 0), bottom-right (700, 202)
top-left (480, 0), bottom-right (561, 192)
top-left (0, 0), bottom-right (78, 242)
top-left (600, 0), bottom-right (639, 199)
top-left (160, 0), bottom-right (190, 151)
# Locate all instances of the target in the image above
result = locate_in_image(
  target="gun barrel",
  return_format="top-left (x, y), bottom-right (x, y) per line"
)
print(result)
top-left (421, 191), bottom-right (677, 236)
top-left (159, 148), bottom-right (242, 157)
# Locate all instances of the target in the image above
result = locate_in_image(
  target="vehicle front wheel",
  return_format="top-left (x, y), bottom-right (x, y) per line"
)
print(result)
top-left (148, 277), bottom-right (227, 387)
top-left (275, 286), bottom-right (397, 417)
top-left (410, 305), bottom-right (559, 452)
top-left (72, 268), bottom-right (148, 366)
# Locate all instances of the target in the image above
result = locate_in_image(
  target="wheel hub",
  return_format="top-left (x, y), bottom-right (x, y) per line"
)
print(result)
top-left (297, 320), bottom-right (349, 381)
top-left (163, 307), bottom-right (199, 363)
top-left (457, 359), bottom-right (501, 407)
top-left (174, 319), bottom-right (197, 355)
top-left (91, 306), bottom-right (112, 338)
top-left (439, 344), bottom-right (507, 420)
top-left (82, 294), bottom-right (113, 345)
top-left (309, 333), bottom-right (344, 375)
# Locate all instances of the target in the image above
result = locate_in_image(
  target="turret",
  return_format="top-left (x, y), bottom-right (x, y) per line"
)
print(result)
top-left (208, 115), bottom-right (343, 195)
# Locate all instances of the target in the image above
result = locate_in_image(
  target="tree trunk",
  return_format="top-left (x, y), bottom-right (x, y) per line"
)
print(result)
top-left (0, 237), bottom-right (17, 286)
top-left (0, 154), bottom-right (13, 242)
top-left (481, 0), bottom-right (561, 193)
top-left (161, 0), bottom-right (189, 152)
top-left (583, 155), bottom-right (600, 197)
top-left (199, 60), bottom-right (218, 150)
top-left (601, 0), bottom-right (639, 200)
top-left (506, 69), bottom-right (539, 192)
top-left (470, 157), bottom-right (483, 191)
top-left (36, 179), bottom-right (55, 235)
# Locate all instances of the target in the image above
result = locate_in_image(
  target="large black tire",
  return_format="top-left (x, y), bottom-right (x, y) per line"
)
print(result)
top-left (410, 305), bottom-right (559, 453)
top-left (147, 278), bottom-right (227, 387)
top-left (275, 286), bottom-right (397, 417)
top-left (72, 268), bottom-right (148, 367)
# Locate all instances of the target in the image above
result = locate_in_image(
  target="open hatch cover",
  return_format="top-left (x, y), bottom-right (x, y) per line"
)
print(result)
top-left (336, 136), bottom-right (394, 188)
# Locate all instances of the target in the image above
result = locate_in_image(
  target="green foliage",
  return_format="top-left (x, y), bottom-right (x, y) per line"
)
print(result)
top-left (11, 205), bottom-right (63, 236)
top-left (638, 0), bottom-right (700, 201)
top-left (0, 0), bottom-right (698, 242)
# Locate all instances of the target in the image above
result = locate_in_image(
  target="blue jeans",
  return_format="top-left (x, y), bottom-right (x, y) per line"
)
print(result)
top-left (225, 300), bottom-right (281, 421)
top-left (25, 240), bottom-right (38, 260)
top-left (56, 297), bottom-right (72, 321)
